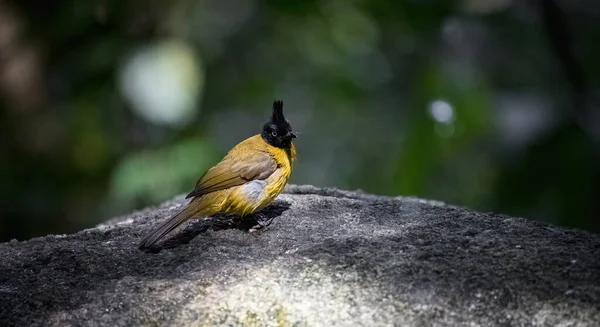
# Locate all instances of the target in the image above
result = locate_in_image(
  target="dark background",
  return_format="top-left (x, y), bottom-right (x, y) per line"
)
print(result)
top-left (1, 0), bottom-right (599, 242)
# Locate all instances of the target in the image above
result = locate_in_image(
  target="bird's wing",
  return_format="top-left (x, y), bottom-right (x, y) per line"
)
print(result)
top-left (185, 149), bottom-right (277, 199)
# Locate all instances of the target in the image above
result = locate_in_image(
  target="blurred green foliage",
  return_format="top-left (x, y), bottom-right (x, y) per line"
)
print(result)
top-left (0, 0), bottom-right (599, 241)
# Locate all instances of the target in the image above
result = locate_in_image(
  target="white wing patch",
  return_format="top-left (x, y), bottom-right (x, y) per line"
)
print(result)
top-left (242, 180), bottom-right (267, 202)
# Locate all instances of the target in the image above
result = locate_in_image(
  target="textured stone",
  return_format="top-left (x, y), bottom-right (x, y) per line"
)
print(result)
top-left (1, 185), bottom-right (599, 326)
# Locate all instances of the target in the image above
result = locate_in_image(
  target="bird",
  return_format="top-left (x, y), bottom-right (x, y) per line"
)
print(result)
top-left (138, 100), bottom-right (297, 250)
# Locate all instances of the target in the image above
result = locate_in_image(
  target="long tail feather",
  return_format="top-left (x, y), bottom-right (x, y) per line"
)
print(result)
top-left (138, 204), bottom-right (201, 250)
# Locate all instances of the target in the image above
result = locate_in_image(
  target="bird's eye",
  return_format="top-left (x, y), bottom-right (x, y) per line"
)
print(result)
top-left (271, 131), bottom-right (278, 137)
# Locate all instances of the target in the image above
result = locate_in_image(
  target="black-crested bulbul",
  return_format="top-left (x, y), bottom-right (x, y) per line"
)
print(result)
top-left (139, 100), bottom-right (297, 249)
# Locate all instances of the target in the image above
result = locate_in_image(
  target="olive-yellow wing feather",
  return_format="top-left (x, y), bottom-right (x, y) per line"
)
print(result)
top-left (186, 149), bottom-right (277, 199)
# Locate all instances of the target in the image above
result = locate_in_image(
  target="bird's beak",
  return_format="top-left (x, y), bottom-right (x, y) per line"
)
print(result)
top-left (289, 132), bottom-right (297, 138)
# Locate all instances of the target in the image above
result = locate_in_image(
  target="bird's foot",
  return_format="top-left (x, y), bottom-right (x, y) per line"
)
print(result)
top-left (248, 213), bottom-right (275, 232)
top-left (210, 214), bottom-right (240, 228)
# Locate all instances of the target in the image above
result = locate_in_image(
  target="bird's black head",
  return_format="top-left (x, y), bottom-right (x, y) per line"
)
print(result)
top-left (261, 100), bottom-right (297, 148)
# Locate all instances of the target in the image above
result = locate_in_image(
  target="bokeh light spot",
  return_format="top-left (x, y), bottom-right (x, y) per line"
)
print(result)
top-left (118, 40), bottom-right (204, 127)
top-left (428, 99), bottom-right (455, 124)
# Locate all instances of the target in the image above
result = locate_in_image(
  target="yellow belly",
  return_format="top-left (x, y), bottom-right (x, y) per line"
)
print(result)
top-left (223, 166), bottom-right (290, 216)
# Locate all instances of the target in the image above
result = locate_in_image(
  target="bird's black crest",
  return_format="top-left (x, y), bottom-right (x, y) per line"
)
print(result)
top-left (262, 99), bottom-right (295, 148)
top-left (272, 100), bottom-right (285, 122)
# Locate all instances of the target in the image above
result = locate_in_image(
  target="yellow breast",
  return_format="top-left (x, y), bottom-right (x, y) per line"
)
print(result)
top-left (262, 142), bottom-right (295, 203)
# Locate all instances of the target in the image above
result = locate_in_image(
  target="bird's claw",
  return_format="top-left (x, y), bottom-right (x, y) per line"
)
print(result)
top-left (248, 213), bottom-right (275, 232)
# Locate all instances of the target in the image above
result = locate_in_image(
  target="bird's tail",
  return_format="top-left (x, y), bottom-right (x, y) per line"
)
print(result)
top-left (138, 202), bottom-right (205, 250)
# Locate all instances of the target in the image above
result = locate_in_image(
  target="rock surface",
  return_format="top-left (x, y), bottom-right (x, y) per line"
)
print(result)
top-left (1, 184), bottom-right (600, 327)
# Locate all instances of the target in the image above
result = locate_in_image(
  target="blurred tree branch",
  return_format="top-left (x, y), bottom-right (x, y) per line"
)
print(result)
top-left (538, 0), bottom-right (600, 221)
top-left (539, 0), bottom-right (585, 96)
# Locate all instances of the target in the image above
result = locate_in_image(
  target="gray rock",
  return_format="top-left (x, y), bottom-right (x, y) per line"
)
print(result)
top-left (1, 184), bottom-right (599, 327)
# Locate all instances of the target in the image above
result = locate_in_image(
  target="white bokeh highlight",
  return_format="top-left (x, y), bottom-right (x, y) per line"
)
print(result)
top-left (118, 40), bottom-right (204, 127)
top-left (429, 99), bottom-right (455, 124)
